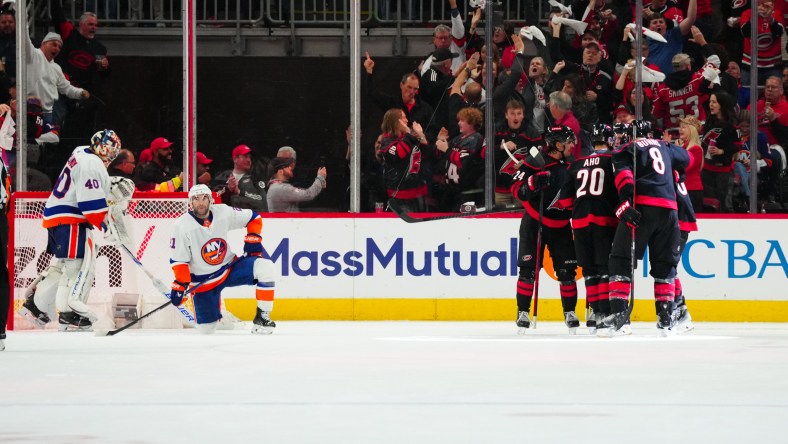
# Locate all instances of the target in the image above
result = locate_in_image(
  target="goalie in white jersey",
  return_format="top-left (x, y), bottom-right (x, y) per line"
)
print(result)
top-left (19, 129), bottom-right (122, 331)
top-left (169, 184), bottom-right (277, 334)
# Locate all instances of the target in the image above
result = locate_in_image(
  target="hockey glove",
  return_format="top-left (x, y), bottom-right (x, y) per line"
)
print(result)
top-left (527, 171), bottom-right (551, 191)
top-left (244, 234), bottom-right (263, 257)
top-left (615, 201), bottom-right (641, 228)
top-left (170, 281), bottom-right (189, 306)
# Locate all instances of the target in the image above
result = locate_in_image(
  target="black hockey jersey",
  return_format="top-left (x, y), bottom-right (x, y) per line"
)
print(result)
top-left (440, 132), bottom-right (485, 191)
top-left (612, 138), bottom-right (690, 210)
top-left (675, 176), bottom-right (698, 232)
top-left (511, 153), bottom-right (571, 228)
top-left (557, 150), bottom-right (619, 229)
top-left (379, 132), bottom-right (428, 199)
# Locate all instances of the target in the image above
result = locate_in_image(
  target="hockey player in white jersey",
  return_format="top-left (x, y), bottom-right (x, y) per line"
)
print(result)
top-left (169, 184), bottom-right (277, 335)
top-left (19, 129), bottom-right (121, 331)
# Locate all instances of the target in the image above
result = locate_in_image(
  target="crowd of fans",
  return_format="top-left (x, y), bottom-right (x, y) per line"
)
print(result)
top-left (0, 0), bottom-right (787, 213)
top-left (363, 0), bottom-right (788, 213)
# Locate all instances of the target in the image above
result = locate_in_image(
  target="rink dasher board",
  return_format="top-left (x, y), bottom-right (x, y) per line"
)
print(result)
top-left (11, 213), bottom-right (788, 322)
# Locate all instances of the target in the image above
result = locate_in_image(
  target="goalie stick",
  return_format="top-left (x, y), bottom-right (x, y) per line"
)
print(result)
top-left (96, 258), bottom-right (239, 336)
top-left (117, 243), bottom-right (197, 324)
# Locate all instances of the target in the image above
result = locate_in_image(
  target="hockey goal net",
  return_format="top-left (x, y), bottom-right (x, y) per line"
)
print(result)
top-left (9, 192), bottom-right (191, 330)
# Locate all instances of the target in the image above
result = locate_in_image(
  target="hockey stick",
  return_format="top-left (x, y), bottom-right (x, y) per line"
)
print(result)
top-left (389, 200), bottom-right (523, 223)
top-left (96, 258), bottom-right (238, 336)
top-left (531, 187), bottom-right (545, 329)
top-left (117, 243), bottom-right (196, 324)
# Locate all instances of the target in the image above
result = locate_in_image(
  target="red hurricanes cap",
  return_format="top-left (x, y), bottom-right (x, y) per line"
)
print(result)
top-left (196, 152), bottom-right (213, 165)
top-left (232, 144), bottom-right (252, 157)
top-left (149, 137), bottom-right (173, 151)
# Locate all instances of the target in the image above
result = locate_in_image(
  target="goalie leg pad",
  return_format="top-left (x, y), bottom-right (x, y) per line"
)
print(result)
top-left (27, 260), bottom-right (63, 317)
top-left (103, 205), bottom-right (132, 245)
top-left (56, 253), bottom-right (97, 322)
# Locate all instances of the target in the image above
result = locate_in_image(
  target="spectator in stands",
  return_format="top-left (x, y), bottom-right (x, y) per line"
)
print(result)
top-left (750, 76), bottom-right (788, 152)
top-left (652, 52), bottom-right (709, 129)
top-left (644, 0), bottom-right (697, 74)
top-left (494, 99), bottom-right (538, 205)
top-left (267, 157), bottom-right (327, 212)
top-left (0, 6), bottom-right (15, 103)
top-left (647, 0), bottom-right (685, 25)
top-left (726, 60), bottom-right (751, 109)
top-left (419, 0), bottom-right (466, 76)
top-left (107, 149), bottom-right (136, 179)
top-left (196, 152), bottom-right (213, 186)
top-left (544, 91), bottom-right (581, 158)
top-left (51, 3), bottom-right (109, 135)
top-left (51, 5), bottom-right (109, 90)
top-left (363, 52), bottom-right (437, 141)
top-left (215, 145), bottom-right (268, 212)
top-left (134, 137), bottom-right (182, 192)
top-left (212, 144), bottom-right (253, 203)
top-left (435, 107), bottom-right (485, 211)
top-left (740, 0), bottom-right (784, 86)
top-left (277, 145), bottom-right (297, 160)
top-left (734, 110), bottom-right (772, 209)
top-left (701, 92), bottom-right (738, 212)
top-left (549, 70), bottom-right (599, 133)
top-left (377, 108), bottom-right (429, 212)
top-left (548, 22), bottom-right (614, 124)
top-left (673, 115), bottom-right (705, 211)
top-left (419, 48), bottom-right (458, 133)
top-left (24, 31), bottom-right (88, 133)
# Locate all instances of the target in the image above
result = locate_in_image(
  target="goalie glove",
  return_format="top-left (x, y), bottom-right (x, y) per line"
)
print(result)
top-left (244, 234), bottom-right (263, 257)
top-left (170, 281), bottom-right (189, 306)
top-left (615, 200), bottom-right (641, 228)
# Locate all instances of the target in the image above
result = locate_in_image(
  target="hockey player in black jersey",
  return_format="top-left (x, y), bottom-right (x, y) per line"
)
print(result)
top-left (603, 121), bottom-right (691, 337)
top-left (555, 124), bottom-right (619, 334)
top-left (672, 170), bottom-right (696, 333)
top-left (510, 125), bottom-right (579, 334)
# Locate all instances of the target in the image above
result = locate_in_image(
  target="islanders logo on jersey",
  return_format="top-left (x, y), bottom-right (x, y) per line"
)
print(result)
top-left (201, 238), bottom-right (228, 265)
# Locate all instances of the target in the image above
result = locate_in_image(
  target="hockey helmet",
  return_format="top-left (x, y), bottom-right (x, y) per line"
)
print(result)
top-left (612, 122), bottom-right (631, 146)
top-left (631, 120), bottom-right (653, 138)
top-left (90, 129), bottom-right (122, 163)
top-left (188, 184), bottom-right (214, 213)
top-left (544, 125), bottom-right (576, 147)
top-left (591, 123), bottom-right (614, 144)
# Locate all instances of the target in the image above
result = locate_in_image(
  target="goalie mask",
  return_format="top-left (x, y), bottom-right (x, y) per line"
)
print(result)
top-left (90, 129), bottom-right (122, 163)
top-left (188, 184), bottom-right (214, 214)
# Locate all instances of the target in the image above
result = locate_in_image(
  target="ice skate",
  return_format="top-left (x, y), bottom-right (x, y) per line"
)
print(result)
top-left (656, 302), bottom-right (675, 337)
top-left (515, 311), bottom-right (531, 335)
top-left (672, 305), bottom-right (694, 333)
top-left (564, 311), bottom-right (580, 335)
top-left (252, 308), bottom-right (276, 335)
top-left (18, 296), bottom-right (51, 329)
top-left (58, 312), bottom-right (93, 332)
top-left (596, 312), bottom-right (632, 337)
top-left (586, 308), bottom-right (597, 334)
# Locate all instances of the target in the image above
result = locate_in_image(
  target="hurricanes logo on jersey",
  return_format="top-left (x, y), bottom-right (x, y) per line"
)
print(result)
top-left (201, 238), bottom-right (228, 265)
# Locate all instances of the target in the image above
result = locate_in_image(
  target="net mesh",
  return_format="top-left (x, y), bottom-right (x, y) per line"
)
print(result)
top-left (11, 193), bottom-right (190, 330)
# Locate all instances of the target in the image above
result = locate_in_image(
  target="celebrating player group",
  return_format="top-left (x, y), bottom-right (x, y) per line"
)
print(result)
top-left (509, 121), bottom-right (695, 337)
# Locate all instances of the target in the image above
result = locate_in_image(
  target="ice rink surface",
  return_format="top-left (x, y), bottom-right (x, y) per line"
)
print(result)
top-left (3, 321), bottom-right (788, 444)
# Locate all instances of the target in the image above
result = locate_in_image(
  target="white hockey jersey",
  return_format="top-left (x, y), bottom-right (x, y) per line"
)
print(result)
top-left (169, 204), bottom-right (260, 292)
top-left (43, 146), bottom-right (110, 228)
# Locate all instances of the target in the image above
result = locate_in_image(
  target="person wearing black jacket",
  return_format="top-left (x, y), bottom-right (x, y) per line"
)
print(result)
top-left (363, 53), bottom-right (437, 142)
top-left (701, 92), bottom-right (739, 212)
